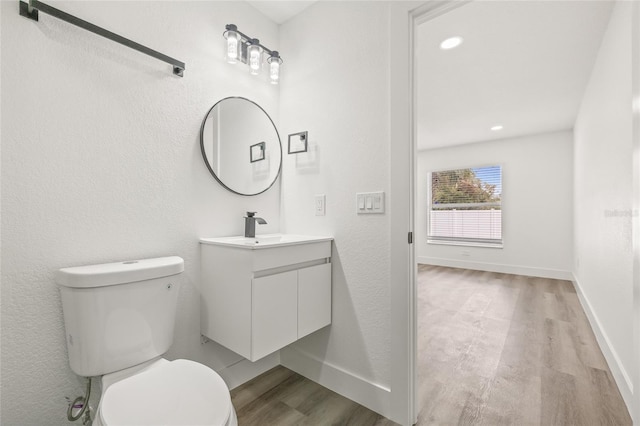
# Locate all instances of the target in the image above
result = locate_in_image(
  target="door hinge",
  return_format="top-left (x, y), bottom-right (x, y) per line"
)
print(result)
top-left (408, 232), bottom-right (413, 244)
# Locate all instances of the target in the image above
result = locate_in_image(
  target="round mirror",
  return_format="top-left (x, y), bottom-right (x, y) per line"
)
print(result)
top-left (200, 97), bottom-right (282, 196)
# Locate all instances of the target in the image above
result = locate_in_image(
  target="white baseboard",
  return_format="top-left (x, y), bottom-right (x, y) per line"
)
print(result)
top-left (280, 345), bottom-right (391, 419)
top-left (219, 351), bottom-right (280, 390)
top-left (418, 256), bottom-right (573, 280)
top-left (572, 274), bottom-right (634, 419)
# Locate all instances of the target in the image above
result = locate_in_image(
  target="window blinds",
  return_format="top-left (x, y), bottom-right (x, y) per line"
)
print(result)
top-left (428, 166), bottom-right (502, 245)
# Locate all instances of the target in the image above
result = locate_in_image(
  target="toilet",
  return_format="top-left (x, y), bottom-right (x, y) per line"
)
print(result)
top-left (56, 256), bottom-right (237, 426)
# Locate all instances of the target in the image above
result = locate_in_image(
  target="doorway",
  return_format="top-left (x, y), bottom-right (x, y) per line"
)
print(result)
top-left (410, 1), bottom-right (636, 423)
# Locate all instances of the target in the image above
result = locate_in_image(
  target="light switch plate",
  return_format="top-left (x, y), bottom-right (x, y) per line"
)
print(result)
top-left (315, 194), bottom-right (326, 216)
top-left (356, 191), bottom-right (385, 214)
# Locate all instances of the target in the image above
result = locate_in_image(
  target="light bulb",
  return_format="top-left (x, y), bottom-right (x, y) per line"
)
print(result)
top-left (248, 40), bottom-right (262, 75)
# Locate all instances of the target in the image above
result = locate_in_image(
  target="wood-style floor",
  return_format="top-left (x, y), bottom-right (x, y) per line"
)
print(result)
top-left (230, 365), bottom-right (397, 425)
top-left (230, 266), bottom-right (631, 425)
top-left (417, 265), bottom-right (631, 425)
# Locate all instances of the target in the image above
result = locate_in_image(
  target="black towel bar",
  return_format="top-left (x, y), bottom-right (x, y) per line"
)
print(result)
top-left (19, 0), bottom-right (186, 77)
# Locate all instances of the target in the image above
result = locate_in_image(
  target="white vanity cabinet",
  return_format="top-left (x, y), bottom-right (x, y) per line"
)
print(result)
top-left (200, 235), bottom-right (332, 362)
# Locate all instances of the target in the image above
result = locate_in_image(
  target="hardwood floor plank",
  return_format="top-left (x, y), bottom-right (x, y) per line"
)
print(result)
top-left (340, 404), bottom-right (390, 426)
top-left (542, 317), bottom-right (583, 377)
top-left (418, 374), bottom-right (492, 425)
top-left (583, 367), bottom-right (631, 425)
top-left (481, 365), bottom-right (542, 426)
top-left (497, 319), bottom-right (543, 378)
top-left (231, 365), bottom-right (296, 411)
top-left (299, 392), bottom-right (366, 425)
top-left (482, 282), bottom-right (520, 321)
top-left (236, 398), bottom-right (307, 426)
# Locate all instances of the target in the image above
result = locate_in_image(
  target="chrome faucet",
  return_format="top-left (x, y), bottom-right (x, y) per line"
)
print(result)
top-left (244, 212), bottom-right (267, 238)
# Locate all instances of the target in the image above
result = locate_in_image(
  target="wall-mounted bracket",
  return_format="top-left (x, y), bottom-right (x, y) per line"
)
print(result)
top-left (19, 0), bottom-right (38, 20)
top-left (18, 0), bottom-right (186, 77)
top-left (288, 131), bottom-right (308, 154)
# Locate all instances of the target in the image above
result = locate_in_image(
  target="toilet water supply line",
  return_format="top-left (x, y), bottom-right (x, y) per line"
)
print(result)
top-left (66, 377), bottom-right (92, 423)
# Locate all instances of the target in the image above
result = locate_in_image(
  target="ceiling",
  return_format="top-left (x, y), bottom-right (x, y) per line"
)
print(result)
top-left (417, 1), bottom-right (614, 151)
top-left (247, 1), bottom-right (317, 24)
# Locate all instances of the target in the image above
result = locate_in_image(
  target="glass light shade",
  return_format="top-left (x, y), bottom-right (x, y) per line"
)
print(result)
top-left (267, 54), bottom-right (282, 85)
top-left (224, 30), bottom-right (240, 64)
top-left (248, 42), bottom-right (262, 75)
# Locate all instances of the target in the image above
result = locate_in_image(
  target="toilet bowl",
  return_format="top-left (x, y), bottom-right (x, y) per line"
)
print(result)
top-left (56, 257), bottom-right (237, 426)
top-left (94, 358), bottom-right (237, 426)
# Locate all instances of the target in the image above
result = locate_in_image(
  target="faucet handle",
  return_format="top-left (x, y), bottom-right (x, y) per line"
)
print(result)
top-left (246, 212), bottom-right (256, 217)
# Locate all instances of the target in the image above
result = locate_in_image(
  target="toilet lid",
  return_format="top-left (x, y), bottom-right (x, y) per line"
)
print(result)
top-left (100, 359), bottom-right (232, 426)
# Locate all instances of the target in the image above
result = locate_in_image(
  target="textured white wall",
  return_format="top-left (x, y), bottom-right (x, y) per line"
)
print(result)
top-left (573, 0), bottom-right (634, 409)
top-left (278, 0), bottom-right (392, 402)
top-left (1, 2), bottom-right (281, 424)
top-left (417, 131), bottom-right (574, 279)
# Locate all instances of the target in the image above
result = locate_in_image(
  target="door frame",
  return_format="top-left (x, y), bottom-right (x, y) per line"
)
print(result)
top-left (388, 2), bottom-right (469, 424)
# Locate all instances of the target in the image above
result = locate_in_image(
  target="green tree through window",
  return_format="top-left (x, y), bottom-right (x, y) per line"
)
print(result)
top-left (432, 169), bottom-right (501, 209)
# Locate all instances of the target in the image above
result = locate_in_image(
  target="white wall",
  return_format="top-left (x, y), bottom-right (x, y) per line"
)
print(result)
top-left (573, 0), bottom-right (634, 412)
top-left (0, 2), bottom-right (282, 424)
top-left (417, 131), bottom-right (574, 279)
top-left (278, 1), bottom-right (394, 418)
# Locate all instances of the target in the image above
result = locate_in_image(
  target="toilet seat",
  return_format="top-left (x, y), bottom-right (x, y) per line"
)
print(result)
top-left (99, 359), bottom-right (233, 426)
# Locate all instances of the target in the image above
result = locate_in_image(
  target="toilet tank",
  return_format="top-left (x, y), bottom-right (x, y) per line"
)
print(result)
top-left (56, 257), bottom-right (184, 377)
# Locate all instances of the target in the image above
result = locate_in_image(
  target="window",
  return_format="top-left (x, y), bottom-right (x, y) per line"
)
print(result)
top-left (428, 166), bottom-right (502, 247)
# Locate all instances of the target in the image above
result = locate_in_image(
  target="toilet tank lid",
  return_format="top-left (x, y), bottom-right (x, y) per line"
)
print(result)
top-left (56, 256), bottom-right (184, 288)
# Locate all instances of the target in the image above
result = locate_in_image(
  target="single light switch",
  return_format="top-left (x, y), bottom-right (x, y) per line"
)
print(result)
top-left (358, 195), bottom-right (365, 210)
top-left (315, 194), bottom-right (326, 216)
top-left (366, 196), bottom-right (373, 209)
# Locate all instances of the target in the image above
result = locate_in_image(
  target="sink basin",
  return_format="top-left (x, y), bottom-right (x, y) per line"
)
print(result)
top-left (200, 234), bottom-right (333, 249)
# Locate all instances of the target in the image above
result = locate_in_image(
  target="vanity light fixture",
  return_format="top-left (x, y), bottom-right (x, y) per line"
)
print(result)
top-left (223, 24), bottom-right (282, 84)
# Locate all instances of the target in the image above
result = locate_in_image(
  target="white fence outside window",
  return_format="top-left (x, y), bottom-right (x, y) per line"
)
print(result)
top-left (429, 209), bottom-right (502, 240)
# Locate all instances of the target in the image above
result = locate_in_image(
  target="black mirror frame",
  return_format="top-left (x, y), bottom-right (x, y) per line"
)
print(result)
top-left (199, 96), bottom-right (283, 196)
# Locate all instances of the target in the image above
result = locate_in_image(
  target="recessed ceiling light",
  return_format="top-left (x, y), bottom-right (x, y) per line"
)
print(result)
top-left (491, 125), bottom-right (504, 131)
top-left (440, 36), bottom-right (463, 50)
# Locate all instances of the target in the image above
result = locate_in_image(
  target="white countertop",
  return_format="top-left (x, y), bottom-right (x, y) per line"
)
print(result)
top-left (199, 234), bottom-right (333, 249)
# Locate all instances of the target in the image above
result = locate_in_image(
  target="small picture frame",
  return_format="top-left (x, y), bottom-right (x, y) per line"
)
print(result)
top-left (250, 142), bottom-right (266, 163)
top-left (288, 131), bottom-right (308, 154)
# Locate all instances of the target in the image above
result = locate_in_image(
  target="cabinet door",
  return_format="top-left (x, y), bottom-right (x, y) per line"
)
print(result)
top-left (298, 263), bottom-right (332, 338)
top-left (251, 270), bottom-right (298, 361)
